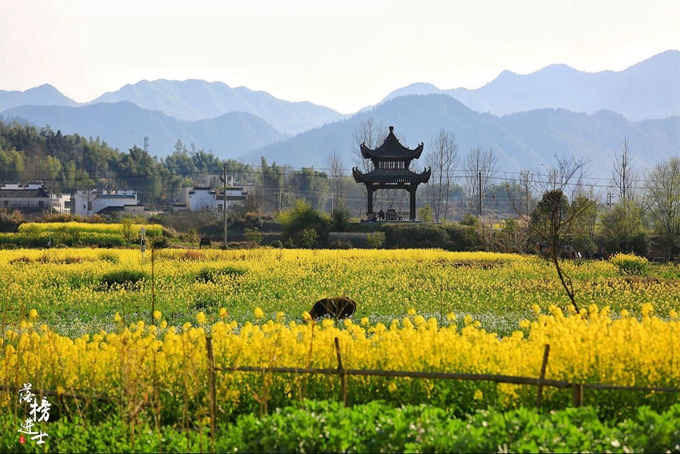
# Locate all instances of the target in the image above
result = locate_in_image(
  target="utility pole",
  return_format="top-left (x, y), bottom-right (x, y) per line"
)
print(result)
top-left (220, 164), bottom-right (228, 248)
top-left (478, 171), bottom-right (482, 217)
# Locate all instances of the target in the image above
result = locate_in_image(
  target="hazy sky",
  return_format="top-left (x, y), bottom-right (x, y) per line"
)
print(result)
top-left (1, 0), bottom-right (678, 114)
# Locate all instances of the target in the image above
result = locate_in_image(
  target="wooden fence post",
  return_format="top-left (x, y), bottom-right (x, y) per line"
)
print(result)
top-left (334, 338), bottom-right (347, 407)
top-left (205, 336), bottom-right (217, 453)
top-left (536, 344), bottom-right (550, 411)
top-left (572, 384), bottom-right (583, 407)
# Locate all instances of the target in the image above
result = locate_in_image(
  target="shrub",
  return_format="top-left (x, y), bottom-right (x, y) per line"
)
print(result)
top-left (99, 269), bottom-right (148, 290)
top-left (0, 208), bottom-right (24, 233)
top-left (99, 252), bottom-right (120, 264)
top-left (610, 253), bottom-right (649, 276)
top-left (244, 228), bottom-right (263, 245)
top-left (301, 228), bottom-right (319, 248)
top-left (152, 236), bottom-right (169, 249)
top-left (367, 231), bottom-right (386, 249)
top-left (195, 266), bottom-right (247, 284)
top-left (329, 239), bottom-right (353, 249)
top-left (278, 200), bottom-right (329, 245)
top-left (330, 207), bottom-right (351, 232)
top-left (270, 239), bottom-right (283, 249)
top-left (121, 218), bottom-right (135, 244)
top-left (418, 204), bottom-right (434, 222)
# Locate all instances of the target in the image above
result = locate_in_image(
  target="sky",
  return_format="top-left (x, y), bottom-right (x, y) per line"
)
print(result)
top-left (1, 0), bottom-right (679, 114)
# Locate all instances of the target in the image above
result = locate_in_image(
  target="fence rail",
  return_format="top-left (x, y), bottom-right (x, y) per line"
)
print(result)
top-left (205, 336), bottom-right (680, 417)
top-left (3, 338), bottom-right (678, 424)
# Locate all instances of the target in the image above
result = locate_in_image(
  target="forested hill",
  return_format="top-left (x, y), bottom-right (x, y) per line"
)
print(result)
top-left (0, 119), bottom-right (260, 206)
top-left (3, 101), bottom-right (285, 160)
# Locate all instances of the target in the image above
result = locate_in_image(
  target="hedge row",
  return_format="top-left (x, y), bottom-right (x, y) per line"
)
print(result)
top-left (2, 401), bottom-right (678, 452)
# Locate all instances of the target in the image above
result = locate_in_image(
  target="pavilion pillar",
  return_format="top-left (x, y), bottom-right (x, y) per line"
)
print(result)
top-left (367, 186), bottom-right (374, 217)
top-left (409, 187), bottom-right (417, 220)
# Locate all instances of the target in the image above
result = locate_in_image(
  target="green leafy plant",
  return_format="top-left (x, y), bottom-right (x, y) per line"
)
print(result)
top-left (367, 231), bottom-right (386, 249)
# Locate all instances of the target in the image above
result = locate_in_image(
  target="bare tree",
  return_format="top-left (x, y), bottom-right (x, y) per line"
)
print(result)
top-left (611, 137), bottom-right (638, 208)
top-left (327, 150), bottom-right (346, 210)
top-left (463, 147), bottom-right (497, 216)
top-left (518, 168), bottom-right (535, 217)
top-left (645, 157), bottom-right (680, 260)
top-left (510, 155), bottom-right (593, 313)
top-left (426, 129), bottom-right (459, 222)
top-left (351, 118), bottom-right (388, 173)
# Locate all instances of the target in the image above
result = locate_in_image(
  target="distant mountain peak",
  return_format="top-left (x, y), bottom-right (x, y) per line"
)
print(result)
top-left (428, 50), bottom-right (678, 121)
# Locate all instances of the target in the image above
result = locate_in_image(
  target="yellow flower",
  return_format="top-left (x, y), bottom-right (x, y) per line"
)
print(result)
top-left (532, 304), bottom-right (541, 315)
top-left (361, 317), bottom-right (369, 326)
top-left (302, 311), bottom-right (312, 322)
top-left (446, 312), bottom-right (456, 322)
top-left (153, 310), bottom-right (162, 320)
top-left (219, 308), bottom-right (228, 318)
top-left (196, 312), bottom-right (207, 324)
top-left (160, 320), bottom-right (167, 330)
top-left (519, 320), bottom-right (530, 329)
top-left (276, 312), bottom-right (285, 322)
top-left (641, 303), bottom-right (654, 317)
top-left (407, 308), bottom-right (416, 316)
top-left (473, 389), bottom-right (483, 400)
top-left (114, 312), bottom-right (122, 323)
top-left (254, 307), bottom-right (264, 319)
top-left (28, 309), bottom-right (38, 319)
top-left (388, 382), bottom-right (398, 393)
top-left (670, 309), bottom-right (678, 319)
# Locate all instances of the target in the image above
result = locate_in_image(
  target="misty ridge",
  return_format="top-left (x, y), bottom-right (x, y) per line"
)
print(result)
top-left (0, 49), bottom-right (678, 180)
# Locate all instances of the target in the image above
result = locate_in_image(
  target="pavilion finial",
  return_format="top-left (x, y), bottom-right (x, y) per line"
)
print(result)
top-left (389, 126), bottom-right (394, 133)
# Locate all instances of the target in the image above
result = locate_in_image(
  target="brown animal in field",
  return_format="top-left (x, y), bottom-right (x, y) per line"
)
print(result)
top-left (309, 297), bottom-right (357, 321)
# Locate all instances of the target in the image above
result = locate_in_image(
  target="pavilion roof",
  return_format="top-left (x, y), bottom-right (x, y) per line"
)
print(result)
top-left (353, 167), bottom-right (431, 185)
top-left (360, 126), bottom-right (424, 161)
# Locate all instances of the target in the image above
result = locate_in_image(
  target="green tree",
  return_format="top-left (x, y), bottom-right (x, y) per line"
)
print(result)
top-left (598, 201), bottom-right (649, 256)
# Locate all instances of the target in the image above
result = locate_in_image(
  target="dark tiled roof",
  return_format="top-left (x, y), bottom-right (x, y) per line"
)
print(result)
top-left (360, 126), bottom-right (424, 161)
top-left (353, 167), bottom-right (431, 184)
top-left (0, 188), bottom-right (50, 198)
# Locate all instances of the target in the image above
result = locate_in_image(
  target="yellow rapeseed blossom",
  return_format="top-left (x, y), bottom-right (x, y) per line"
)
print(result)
top-left (153, 310), bottom-right (162, 320)
top-left (28, 309), bottom-right (38, 319)
top-left (446, 312), bottom-right (456, 322)
top-left (219, 308), bottom-right (228, 318)
top-left (196, 312), bottom-right (207, 324)
top-left (254, 307), bottom-right (264, 319)
top-left (407, 308), bottom-right (416, 316)
top-left (114, 312), bottom-right (122, 323)
top-left (473, 389), bottom-right (483, 400)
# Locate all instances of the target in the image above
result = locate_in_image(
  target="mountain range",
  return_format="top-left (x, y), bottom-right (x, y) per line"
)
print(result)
top-left (4, 101), bottom-right (285, 159)
top-left (381, 50), bottom-right (680, 121)
top-left (91, 80), bottom-right (343, 135)
top-left (0, 50), bottom-right (677, 178)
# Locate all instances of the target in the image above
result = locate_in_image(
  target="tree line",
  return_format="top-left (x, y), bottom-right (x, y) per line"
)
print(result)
top-left (0, 117), bottom-right (678, 259)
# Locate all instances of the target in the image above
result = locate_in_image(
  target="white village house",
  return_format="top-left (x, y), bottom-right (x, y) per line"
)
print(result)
top-left (0, 183), bottom-right (53, 213)
top-left (173, 184), bottom-right (249, 214)
top-left (73, 189), bottom-right (145, 217)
